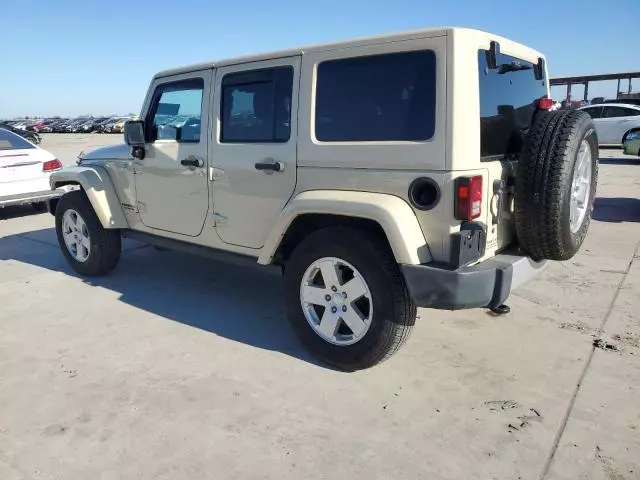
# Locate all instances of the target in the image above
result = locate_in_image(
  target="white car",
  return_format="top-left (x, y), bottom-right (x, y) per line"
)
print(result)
top-left (579, 103), bottom-right (640, 145)
top-left (0, 128), bottom-right (65, 208)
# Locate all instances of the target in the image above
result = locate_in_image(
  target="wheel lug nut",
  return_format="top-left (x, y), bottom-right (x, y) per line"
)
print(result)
top-left (325, 294), bottom-right (331, 301)
top-left (331, 286), bottom-right (337, 292)
top-left (331, 306), bottom-right (337, 313)
top-left (342, 306), bottom-right (347, 312)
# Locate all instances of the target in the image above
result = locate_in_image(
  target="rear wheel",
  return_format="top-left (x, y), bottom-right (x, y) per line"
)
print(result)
top-left (55, 190), bottom-right (121, 276)
top-left (284, 227), bottom-right (416, 371)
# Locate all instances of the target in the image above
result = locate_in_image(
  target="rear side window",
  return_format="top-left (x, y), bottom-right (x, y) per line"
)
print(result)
top-left (0, 129), bottom-right (35, 150)
top-left (315, 50), bottom-right (436, 142)
top-left (603, 106), bottom-right (639, 118)
top-left (220, 66), bottom-right (293, 143)
top-left (478, 50), bottom-right (547, 160)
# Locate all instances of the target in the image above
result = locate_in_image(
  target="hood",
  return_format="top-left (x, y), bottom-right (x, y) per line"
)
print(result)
top-left (79, 143), bottom-right (132, 163)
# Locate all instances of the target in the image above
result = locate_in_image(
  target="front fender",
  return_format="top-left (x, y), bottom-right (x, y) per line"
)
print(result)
top-left (258, 190), bottom-right (431, 265)
top-left (49, 166), bottom-right (128, 229)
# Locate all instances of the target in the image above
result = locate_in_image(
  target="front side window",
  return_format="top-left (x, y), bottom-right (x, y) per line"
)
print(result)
top-left (315, 50), bottom-right (436, 142)
top-left (148, 78), bottom-right (204, 142)
top-left (582, 107), bottom-right (603, 119)
top-left (220, 66), bottom-right (293, 143)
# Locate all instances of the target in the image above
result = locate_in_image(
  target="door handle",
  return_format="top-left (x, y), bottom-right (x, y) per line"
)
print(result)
top-left (180, 156), bottom-right (204, 168)
top-left (255, 161), bottom-right (284, 172)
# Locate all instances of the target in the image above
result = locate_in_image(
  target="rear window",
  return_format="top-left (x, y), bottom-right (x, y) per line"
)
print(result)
top-left (478, 50), bottom-right (547, 160)
top-left (0, 129), bottom-right (35, 150)
top-left (315, 50), bottom-right (436, 142)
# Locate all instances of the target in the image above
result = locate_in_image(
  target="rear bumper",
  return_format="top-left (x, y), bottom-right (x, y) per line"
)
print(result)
top-left (0, 189), bottom-right (64, 208)
top-left (400, 252), bottom-right (547, 310)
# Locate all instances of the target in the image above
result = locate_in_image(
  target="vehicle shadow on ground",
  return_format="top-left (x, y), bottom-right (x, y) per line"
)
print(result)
top-left (592, 197), bottom-right (640, 223)
top-left (599, 157), bottom-right (639, 166)
top-left (0, 228), bottom-right (332, 370)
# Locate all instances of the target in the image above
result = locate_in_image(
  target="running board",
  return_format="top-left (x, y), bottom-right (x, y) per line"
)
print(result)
top-left (121, 230), bottom-right (282, 275)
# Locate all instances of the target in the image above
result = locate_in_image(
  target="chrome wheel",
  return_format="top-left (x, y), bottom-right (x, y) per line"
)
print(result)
top-left (61, 209), bottom-right (91, 262)
top-left (299, 257), bottom-right (373, 346)
top-left (570, 140), bottom-right (593, 234)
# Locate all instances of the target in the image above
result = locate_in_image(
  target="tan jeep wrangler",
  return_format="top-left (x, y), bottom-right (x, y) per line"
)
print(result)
top-left (49, 27), bottom-right (598, 370)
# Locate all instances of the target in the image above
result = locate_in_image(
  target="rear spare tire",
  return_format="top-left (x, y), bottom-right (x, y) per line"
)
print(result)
top-left (515, 110), bottom-right (598, 261)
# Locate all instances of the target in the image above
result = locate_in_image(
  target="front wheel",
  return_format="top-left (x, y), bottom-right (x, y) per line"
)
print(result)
top-left (55, 190), bottom-right (121, 276)
top-left (284, 226), bottom-right (416, 371)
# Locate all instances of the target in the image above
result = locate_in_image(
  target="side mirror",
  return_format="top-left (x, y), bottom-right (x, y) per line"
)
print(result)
top-left (124, 120), bottom-right (145, 146)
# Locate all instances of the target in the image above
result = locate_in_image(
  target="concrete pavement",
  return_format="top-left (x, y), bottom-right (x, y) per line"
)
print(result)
top-left (0, 135), bottom-right (638, 479)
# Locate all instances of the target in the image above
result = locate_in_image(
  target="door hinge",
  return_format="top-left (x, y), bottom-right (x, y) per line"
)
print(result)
top-left (209, 167), bottom-right (224, 182)
top-left (213, 212), bottom-right (227, 226)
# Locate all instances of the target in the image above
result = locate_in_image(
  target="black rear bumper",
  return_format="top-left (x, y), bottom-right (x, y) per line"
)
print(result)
top-left (400, 252), bottom-right (546, 310)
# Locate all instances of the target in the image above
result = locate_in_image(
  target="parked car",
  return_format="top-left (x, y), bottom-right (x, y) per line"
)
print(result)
top-left (111, 118), bottom-right (131, 133)
top-left (622, 128), bottom-right (640, 156)
top-left (0, 128), bottom-right (66, 209)
top-left (0, 123), bottom-right (40, 144)
top-left (579, 103), bottom-right (640, 145)
top-left (47, 28), bottom-right (598, 370)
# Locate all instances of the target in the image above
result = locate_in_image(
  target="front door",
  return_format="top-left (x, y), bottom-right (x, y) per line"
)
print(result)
top-left (210, 57), bottom-right (300, 248)
top-left (135, 71), bottom-right (211, 236)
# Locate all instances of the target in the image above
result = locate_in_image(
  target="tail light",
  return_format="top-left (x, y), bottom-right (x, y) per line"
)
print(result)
top-left (43, 159), bottom-right (63, 172)
top-left (454, 176), bottom-right (483, 220)
top-left (538, 97), bottom-right (554, 110)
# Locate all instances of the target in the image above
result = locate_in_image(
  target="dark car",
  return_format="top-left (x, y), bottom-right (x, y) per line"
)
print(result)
top-left (0, 123), bottom-right (41, 144)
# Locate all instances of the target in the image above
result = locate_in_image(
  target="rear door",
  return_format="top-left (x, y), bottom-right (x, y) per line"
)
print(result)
top-left (600, 106), bottom-right (640, 144)
top-left (210, 57), bottom-right (299, 249)
top-left (477, 49), bottom-right (548, 253)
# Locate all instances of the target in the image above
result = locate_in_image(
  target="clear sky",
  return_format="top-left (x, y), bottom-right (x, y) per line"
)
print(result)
top-left (2, 0), bottom-right (638, 118)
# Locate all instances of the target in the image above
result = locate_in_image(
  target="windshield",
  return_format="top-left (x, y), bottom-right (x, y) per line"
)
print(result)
top-left (478, 50), bottom-right (547, 160)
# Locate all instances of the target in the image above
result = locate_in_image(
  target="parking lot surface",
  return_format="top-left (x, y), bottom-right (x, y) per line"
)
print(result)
top-left (1, 134), bottom-right (639, 480)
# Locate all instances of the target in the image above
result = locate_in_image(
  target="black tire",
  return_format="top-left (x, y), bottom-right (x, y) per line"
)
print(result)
top-left (55, 190), bottom-right (121, 276)
top-left (284, 226), bottom-right (416, 371)
top-left (515, 110), bottom-right (598, 261)
top-left (26, 135), bottom-right (38, 144)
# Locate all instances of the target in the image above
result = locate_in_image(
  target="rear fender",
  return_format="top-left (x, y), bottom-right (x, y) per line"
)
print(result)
top-left (258, 190), bottom-right (431, 265)
top-left (49, 166), bottom-right (128, 228)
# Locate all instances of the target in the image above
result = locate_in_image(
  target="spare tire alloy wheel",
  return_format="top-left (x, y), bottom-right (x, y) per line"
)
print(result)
top-left (515, 110), bottom-right (599, 261)
top-left (62, 209), bottom-right (91, 262)
top-left (569, 140), bottom-right (593, 234)
top-left (300, 257), bottom-right (373, 346)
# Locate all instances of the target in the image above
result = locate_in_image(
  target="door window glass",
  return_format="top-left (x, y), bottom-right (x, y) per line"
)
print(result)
top-left (220, 66), bottom-right (293, 143)
top-left (315, 50), bottom-right (436, 142)
top-left (148, 78), bottom-right (204, 142)
top-left (582, 107), bottom-right (603, 119)
top-left (603, 106), bottom-right (635, 118)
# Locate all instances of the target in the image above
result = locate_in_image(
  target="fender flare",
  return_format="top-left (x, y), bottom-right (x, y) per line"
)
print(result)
top-left (258, 190), bottom-right (431, 266)
top-left (49, 166), bottom-right (128, 229)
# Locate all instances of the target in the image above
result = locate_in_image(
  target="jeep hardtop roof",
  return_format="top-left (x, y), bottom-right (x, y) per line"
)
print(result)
top-left (154, 27), bottom-right (544, 79)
